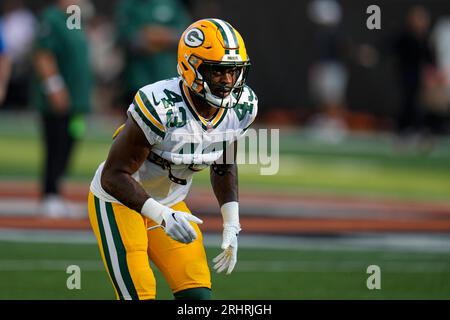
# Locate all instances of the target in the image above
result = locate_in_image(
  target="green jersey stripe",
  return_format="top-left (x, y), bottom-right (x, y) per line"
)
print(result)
top-left (138, 90), bottom-right (164, 125)
top-left (133, 102), bottom-right (166, 139)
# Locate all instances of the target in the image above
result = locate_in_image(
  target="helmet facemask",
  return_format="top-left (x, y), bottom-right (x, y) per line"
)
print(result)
top-left (192, 59), bottom-right (251, 109)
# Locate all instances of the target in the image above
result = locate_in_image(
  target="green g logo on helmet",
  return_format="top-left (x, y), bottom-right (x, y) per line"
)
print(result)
top-left (184, 28), bottom-right (204, 48)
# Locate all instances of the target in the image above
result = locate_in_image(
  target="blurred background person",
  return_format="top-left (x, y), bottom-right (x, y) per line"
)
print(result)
top-left (392, 5), bottom-right (436, 145)
top-left (0, 0), bottom-right (37, 110)
top-left (0, 19), bottom-right (11, 106)
top-left (32, 0), bottom-right (93, 217)
top-left (432, 16), bottom-right (450, 99)
top-left (418, 59), bottom-right (449, 152)
top-left (115, 0), bottom-right (191, 115)
top-left (86, 14), bottom-right (124, 114)
top-left (306, 0), bottom-right (349, 143)
top-left (418, 15), bottom-right (450, 148)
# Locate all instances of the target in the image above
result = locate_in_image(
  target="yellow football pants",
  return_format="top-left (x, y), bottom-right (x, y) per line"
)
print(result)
top-left (87, 192), bottom-right (211, 300)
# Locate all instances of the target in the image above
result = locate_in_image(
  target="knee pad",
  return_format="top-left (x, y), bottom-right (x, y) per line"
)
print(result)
top-left (174, 287), bottom-right (211, 300)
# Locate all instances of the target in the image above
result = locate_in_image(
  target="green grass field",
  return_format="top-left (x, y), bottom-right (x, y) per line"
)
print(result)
top-left (1, 127), bottom-right (450, 200)
top-left (1, 114), bottom-right (450, 300)
top-left (0, 240), bottom-right (449, 300)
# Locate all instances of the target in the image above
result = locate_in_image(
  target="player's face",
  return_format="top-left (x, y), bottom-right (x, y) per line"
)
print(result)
top-left (200, 65), bottom-right (242, 98)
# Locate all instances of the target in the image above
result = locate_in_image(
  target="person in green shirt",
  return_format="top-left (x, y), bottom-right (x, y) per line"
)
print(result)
top-left (116, 0), bottom-right (191, 110)
top-left (32, 0), bottom-right (92, 217)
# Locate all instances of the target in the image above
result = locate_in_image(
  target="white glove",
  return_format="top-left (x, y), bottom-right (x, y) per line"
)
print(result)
top-left (213, 202), bottom-right (241, 275)
top-left (161, 210), bottom-right (203, 244)
top-left (141, 198), bottom-right (203, 244)
top-left (213, 225), bottom-right (240, 274)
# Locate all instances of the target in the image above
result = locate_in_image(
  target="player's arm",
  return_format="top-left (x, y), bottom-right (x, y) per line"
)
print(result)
top-left (33, 49), bottom-right (70, 113)
top-left (101, 115), bottom-right (202, 243)
top-left (210, 141), bottom-right (241, 275)
top-left (101, 115), bottom-right (152, 212)
top-left (210, 140), bottom-right (239, 206)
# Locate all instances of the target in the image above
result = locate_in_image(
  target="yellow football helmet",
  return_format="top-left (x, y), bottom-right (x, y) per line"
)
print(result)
top-left (177, 18), bottom-right (251, 108)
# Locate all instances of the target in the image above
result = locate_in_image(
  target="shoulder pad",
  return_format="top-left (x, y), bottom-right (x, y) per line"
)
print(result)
top-left (128, 78), bottom-right (185, 142)
top-left (131, 87), bottom-right (167, 139)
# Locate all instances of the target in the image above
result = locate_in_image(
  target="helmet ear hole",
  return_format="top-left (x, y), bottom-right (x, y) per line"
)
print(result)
top-left (197, 64), bottom-right (208, 78)
top-left (188, 56), bottom-right (200, 66)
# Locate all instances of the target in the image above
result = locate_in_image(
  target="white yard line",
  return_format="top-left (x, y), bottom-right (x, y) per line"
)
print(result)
top-left (0, 259), bottom-right (103, 271)
top-left (0, 259), bottom-right (448, 273)
top-left (1, 228), bottom-right (450, 253)
top-left (0, 229), bottom-right (96, 244)
top-left (0, 198), bottom-right (87, 217)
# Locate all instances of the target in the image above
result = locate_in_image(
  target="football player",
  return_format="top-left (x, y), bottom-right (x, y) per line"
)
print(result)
top-left (88, 18), bottom-right (258, 300)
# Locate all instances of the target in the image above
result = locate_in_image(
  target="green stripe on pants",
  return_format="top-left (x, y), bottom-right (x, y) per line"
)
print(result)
top-left (104, 201), bottom-right (139, 300)
top-left (94, 196), bottom-right (124, 299)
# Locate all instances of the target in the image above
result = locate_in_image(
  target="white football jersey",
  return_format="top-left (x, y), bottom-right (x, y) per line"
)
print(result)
top-left (90, 77), bottom-right (258, 207)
